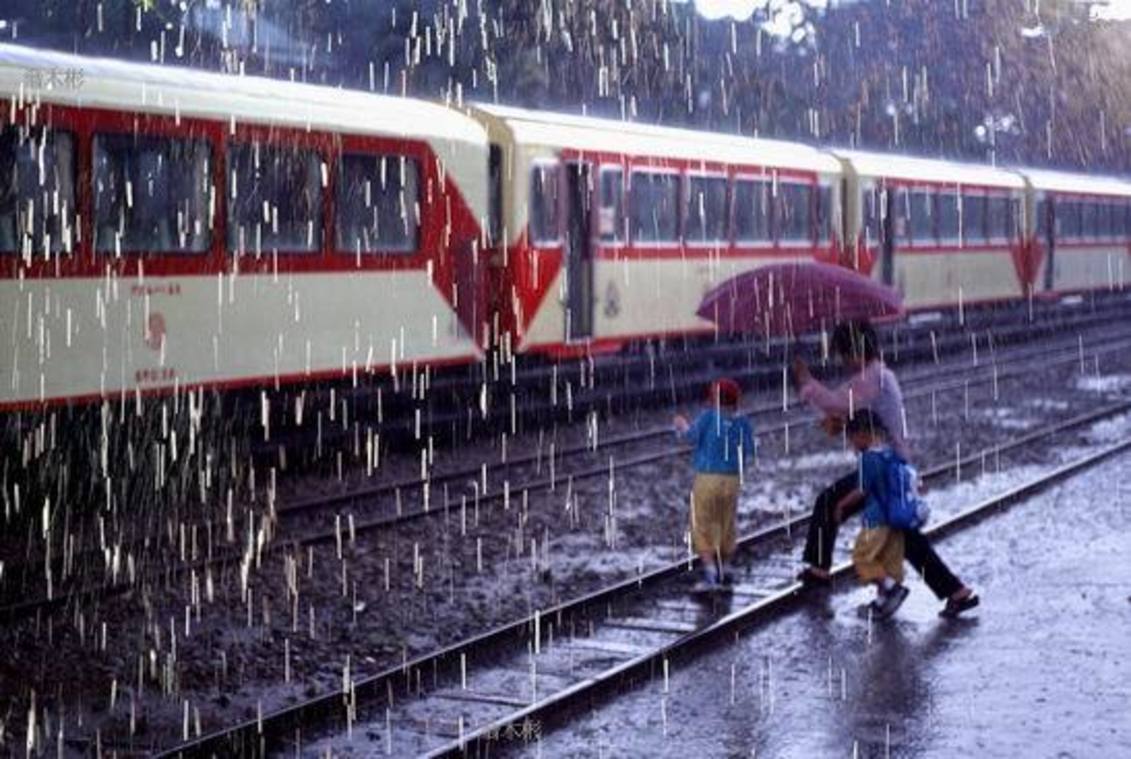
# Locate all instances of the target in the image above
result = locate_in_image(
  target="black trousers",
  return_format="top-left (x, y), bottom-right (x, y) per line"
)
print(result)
top-left (801, 471), bottom-right (963, 600)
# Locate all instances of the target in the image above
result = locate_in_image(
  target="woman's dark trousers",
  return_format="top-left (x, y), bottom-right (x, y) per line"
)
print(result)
top-left (801, 471), bottom-right (963, 600)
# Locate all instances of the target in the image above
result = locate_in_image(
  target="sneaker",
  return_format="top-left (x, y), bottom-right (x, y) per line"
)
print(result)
top-left (797, 567), bottom-right (832, 588)
top-left (876, 584), bottom-right (910, 619)
top-left (939, 592), bottom-right (980, 619)
top-left (691, 579), bottom-right (719, 594)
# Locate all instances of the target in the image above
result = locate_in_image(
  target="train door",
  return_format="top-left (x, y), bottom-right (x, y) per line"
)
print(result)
top-left (563, 161), bottom-right (594, 341)
top-left (878, 185), bottom-right (895, 286)
top-left (1042, 195), bottom-right (1056, 292)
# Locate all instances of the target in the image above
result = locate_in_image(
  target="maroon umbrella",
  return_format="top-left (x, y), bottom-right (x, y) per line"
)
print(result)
top-left (696, 262), bottom-right (904, 337)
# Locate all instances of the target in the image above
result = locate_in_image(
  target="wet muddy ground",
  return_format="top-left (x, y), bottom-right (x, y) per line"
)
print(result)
top-left (4, 349), bottom-right (1131, 752)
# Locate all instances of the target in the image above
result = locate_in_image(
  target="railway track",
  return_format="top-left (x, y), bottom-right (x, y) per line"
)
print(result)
top-left (2, 321), bottom-right (1129, 621)
top-left (156, 406), bottom-right (1131, 757)
top-left (251, 292), bottom-right (1131, 458)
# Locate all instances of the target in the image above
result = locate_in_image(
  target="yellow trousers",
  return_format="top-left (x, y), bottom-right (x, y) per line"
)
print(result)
top-left (852, 526), bottom-right (905, 584)
top-left (690, 473), bottom-right (740, 558)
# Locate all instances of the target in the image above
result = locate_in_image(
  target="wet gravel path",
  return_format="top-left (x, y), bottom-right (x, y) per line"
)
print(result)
top-left (516, 447), bottom-right (1131, 758)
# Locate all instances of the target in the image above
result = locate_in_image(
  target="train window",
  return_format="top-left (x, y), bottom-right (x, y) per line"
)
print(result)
top-left (961, 194), bottom-right (986, 243)
top-left (1057, 201), bottom-right (1080, 239)
top-left (336, 153), bottom-right (420, 254)
top-left (1036, 199), bottom-right (1050, 239)
top-left (937, 192), bottom-right (960, 241)
top-left (893, 188), bottom-right (911, 245)
top-left (1082, 201), bottom-right (1095, 239)
top-left (985, 196), bottom-right (1010, 241)
top-left (779, 182), bottom-right (812, 243)
top-left (0, 126), bottom-right (75, 256)
top-left (598, 167), bottom-right (625, 243)
top-left (1109, 203), bottom-right (1123, 238)
top-left (630, 171), bottom-right (680, 243)
top-left (1106, 203), bottom-right (1121, 238)
top-left (529, 164), bottom-right (560, 244)
top-left (1095, 203), bottom-right (1111, 239)
top-left (94, 134), bottom-right (211, 254)
top-left (228, 142), bottom-right (322, 255)
top-left (488, 145), bottom-right (503, 246)
top-left (909, 190), bottom-right (934, 244)
top-left (815, 184), bottom-right (833, 243)
top-left (684, 175), bottom-right (727, 244)
top-left (734, 178), bottom-right (773, 243)
top-left (861, 186), bottom-right (881, 247)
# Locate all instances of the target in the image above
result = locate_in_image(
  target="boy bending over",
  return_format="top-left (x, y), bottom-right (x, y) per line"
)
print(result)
top-left (841, 410), bottom-right (910, 618)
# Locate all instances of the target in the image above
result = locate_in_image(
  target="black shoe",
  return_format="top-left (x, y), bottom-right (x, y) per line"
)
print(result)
top-left (797, 567), bottom-right (832, 588)
top-left (720, 571), bottom-right (736, 586)
top-left (877, 584), bottom-right (910, 619)
top-left (856, 600), bottom-right (883, 618)
top-left (939, 592), bottom-right (980, 619)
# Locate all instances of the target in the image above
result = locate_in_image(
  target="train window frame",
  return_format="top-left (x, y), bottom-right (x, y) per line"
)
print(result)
top-left (960, 192), bottom-right (987, 245)
top-left (529, 160), bottom-right (562, 247)
top-left (226, 140), bottom-right (324, 256)
top-left (1095, 202), bottom-right (1111, 239)
top-left (733, 174), bottom-right (775, 246)
top-left (683, 171), bottom-right (729, 246)
top-left (335, 152), bottom-right (421, 256)
top-left (861, 184), bottom-right (882, 249)
top-left (984, 193), bottom-right (1012, 243)
top-left (1079, 201), bottom-right (1097, 241)
top-left (597, 164), bottom-right (625, 245)
top-left (937, 190), bottom-right (960, 243)
top-left (908, 188), bottom-right (935, 246)
top-left (629, 167), bottom-right (682, 246)
top-left (93, 132), bottom-right (213, 256)
top-left (893, 187), bottom-right (912, 246)
top-left (816, 183), bottom-right (834, 244)
top-left (488, 144), bottom-right (504, 247)
top-left (1036, 197), bottom-right (1051, 239)
top-left (0, 125), bottom-right (77, 257)
top-left (1056, 199), bottom-right (1078, 240)
top-left (777, 179), bottom-right (813, 245)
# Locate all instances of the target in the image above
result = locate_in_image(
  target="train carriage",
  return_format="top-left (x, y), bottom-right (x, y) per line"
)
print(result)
top-left (1019, 168), bottom-right (1131, 295)
top-left (471, 104), bottom-right (844, 357)
top-left (834, 150), bottom-right (1031, 309)
top-left (0, 45), bottom-right (488, 409)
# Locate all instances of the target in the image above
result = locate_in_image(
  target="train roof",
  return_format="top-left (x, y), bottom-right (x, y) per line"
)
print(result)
top-left (0, 44), bottom-right (487, 149)
top-left (472, 103), bottom-right (843, 176)
top-left (830, 149), bottom-right (1026, 190)
top-left (1017, 167), bottom-right (1131, 197)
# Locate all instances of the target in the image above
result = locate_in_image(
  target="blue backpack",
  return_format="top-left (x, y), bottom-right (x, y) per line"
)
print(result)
top-left (880, 452), bottom-right (931, 530)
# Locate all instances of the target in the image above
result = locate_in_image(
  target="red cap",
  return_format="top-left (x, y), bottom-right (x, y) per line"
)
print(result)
top-left (710, 378), bottom-right (741, 406)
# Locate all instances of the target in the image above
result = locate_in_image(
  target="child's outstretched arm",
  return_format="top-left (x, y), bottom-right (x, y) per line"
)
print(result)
top-left (673, 411), bottom-right (706, 444)
top-left (833, 488), bottom-right (865, 524)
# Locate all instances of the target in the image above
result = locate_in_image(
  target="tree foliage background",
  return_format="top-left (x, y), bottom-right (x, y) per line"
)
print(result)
top-left (4, 0), bottom-right (1129, 171)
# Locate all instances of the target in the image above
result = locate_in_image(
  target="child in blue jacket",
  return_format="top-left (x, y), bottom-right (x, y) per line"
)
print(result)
top-left (674, 378), bottom-right (755, 593)
top-left (836, 409), bottom-right (910, 619)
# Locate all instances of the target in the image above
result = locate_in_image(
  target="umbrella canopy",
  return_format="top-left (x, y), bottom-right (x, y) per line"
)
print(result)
top-left (696, 262), bottom-right (904, 338)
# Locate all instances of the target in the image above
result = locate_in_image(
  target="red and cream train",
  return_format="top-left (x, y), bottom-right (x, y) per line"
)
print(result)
top-left (2, 45), bottom-right (1130, 409)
